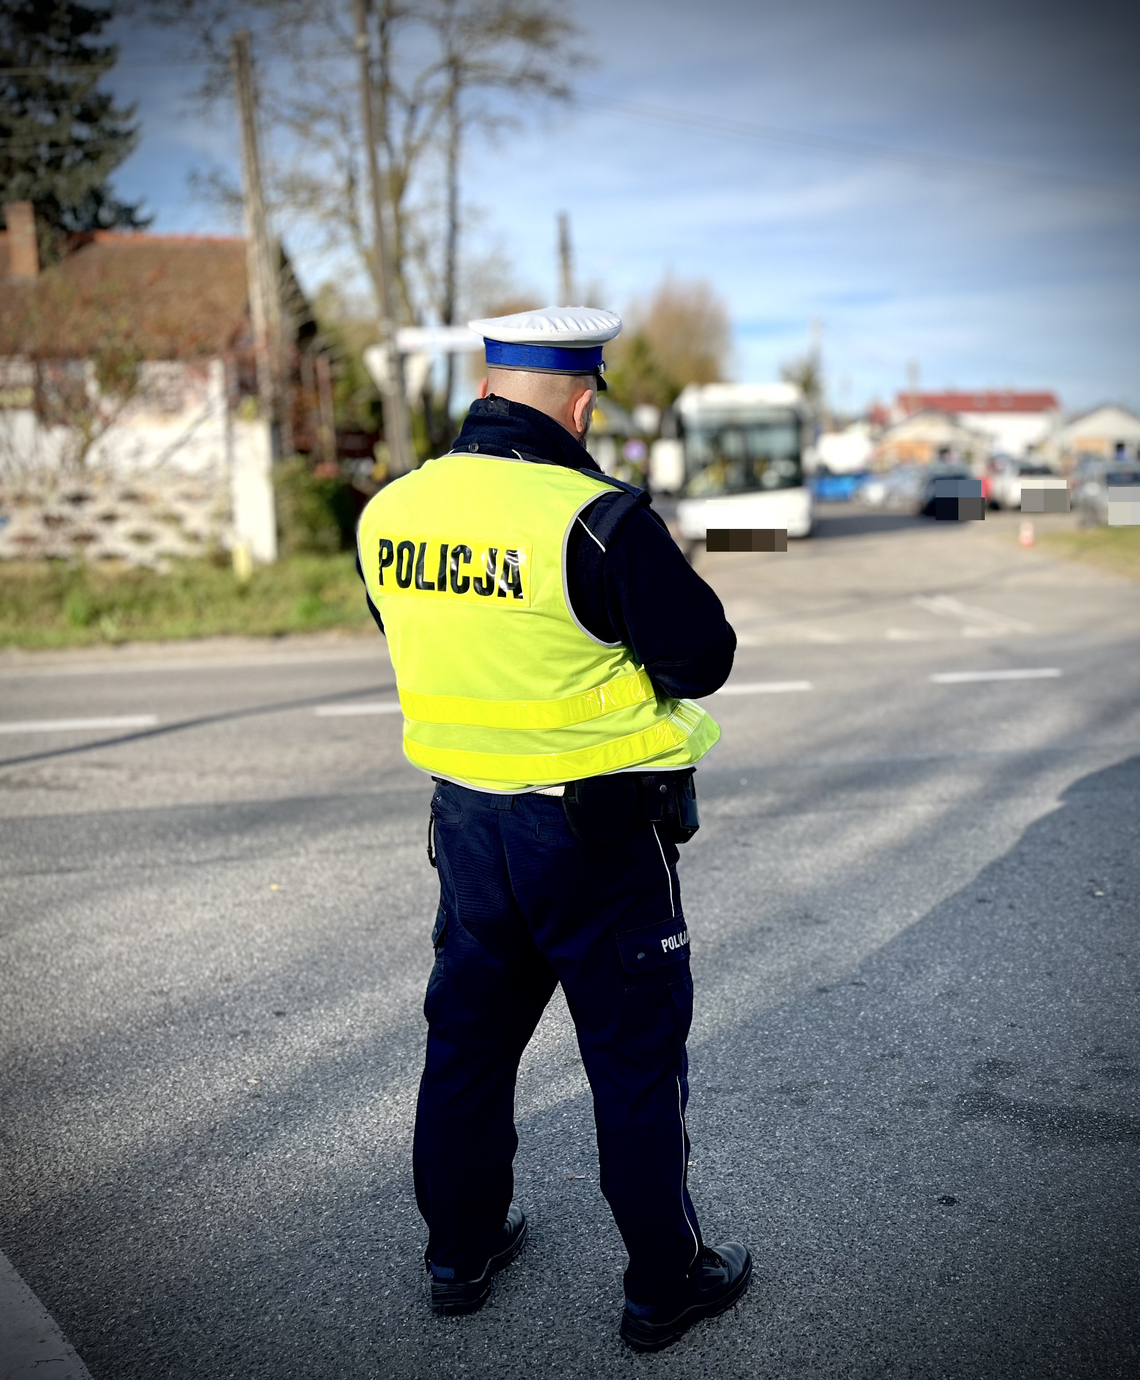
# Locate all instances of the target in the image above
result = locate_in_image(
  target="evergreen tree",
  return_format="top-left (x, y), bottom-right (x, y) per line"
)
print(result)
top-left (0, 0), bottom-right (148, 256)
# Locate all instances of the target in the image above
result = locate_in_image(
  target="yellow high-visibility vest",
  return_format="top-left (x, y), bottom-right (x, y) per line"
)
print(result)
top-left (356, 452), bottom-right (720, 792)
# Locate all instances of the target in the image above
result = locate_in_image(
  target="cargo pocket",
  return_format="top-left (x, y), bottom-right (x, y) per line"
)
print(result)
top-left (614, 917), bottom-right (694, 1064)
top-left (616, 916), bottom-right (691, 977)
top-left (614, 973), bottom-right (693, 1065)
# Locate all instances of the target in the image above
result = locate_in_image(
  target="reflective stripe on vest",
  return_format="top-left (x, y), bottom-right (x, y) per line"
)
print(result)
top-left (402, 699), bottom-right (710, 785)
top-left (398, 666), bottom-right (656, 730)
top-left (357, 453), bottom-right (720, 792)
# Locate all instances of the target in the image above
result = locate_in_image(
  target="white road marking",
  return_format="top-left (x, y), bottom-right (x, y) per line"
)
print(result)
top-left (930, 668), bottom-right (1062, 684)
top-left (314, 701), bottom-right (402, 716)
top-left (912, 593), bottom-right (1034, 634)
top-left (0, 644), bottom-right (387, 680)
top-left (803, 628), bottom-right (847, 644)
top-left (717, 680), bottom-right (813, 695)
top-left (0, 715), bottom-right (158, 735)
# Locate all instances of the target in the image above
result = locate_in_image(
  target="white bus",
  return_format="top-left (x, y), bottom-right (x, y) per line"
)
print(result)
top-left (652, 382), bottom-right (813, 549)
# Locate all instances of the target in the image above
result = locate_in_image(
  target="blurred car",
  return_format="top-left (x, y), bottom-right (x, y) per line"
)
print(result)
top-left (812, 470), bottom-right (869, 502)
top-left (985, 454), bottom-right (1016, 507)
top-left (1073, 462), bottom-right (1140, 526)
top-left (987, 459), bottom-right (1058, 511)
top-left (915, 466), bottom-right (975, 518)
top-left (855, 472), bottom-right (889, 506)
top-left (857, 464), bottom-right (925, 510)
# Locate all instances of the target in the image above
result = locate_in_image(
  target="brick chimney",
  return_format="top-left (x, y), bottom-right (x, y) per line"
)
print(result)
top-left (5, 201), bottom-right (40, 279)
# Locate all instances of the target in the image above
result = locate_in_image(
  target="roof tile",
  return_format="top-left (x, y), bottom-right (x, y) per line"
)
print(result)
top-left (0, 232), bottom-right (252, 361)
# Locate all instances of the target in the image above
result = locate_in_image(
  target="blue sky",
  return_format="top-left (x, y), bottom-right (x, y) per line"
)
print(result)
top-left (107, 0), bottom-right (1140, 412)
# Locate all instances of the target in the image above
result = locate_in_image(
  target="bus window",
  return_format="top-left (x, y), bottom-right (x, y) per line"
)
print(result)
top-left (684, 416), bottom-right (803, 498)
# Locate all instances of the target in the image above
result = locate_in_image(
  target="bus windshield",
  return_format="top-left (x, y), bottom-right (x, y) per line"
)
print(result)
top-left (683, 412), bottom-right (803, 498)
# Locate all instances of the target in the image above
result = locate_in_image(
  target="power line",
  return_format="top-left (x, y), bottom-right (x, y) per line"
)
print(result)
top-left (4, 62), bottom-right (1136, 202)
top-left (576, 93), bottom-right (1140, 202)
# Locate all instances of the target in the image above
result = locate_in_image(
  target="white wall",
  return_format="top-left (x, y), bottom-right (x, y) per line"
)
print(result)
top-left (0, 357), bottom-right (278, 564)
top-left (90, 360), bottom-right (230, 478)
top-left (957, 411), bottom-right (1057, 457)
top-left (228, 417), bottom-right (277, 563)
top-left (1056, 406), bottom-right (1140, 447)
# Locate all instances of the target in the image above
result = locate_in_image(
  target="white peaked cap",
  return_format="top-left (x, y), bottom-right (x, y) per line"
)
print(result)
top-left (467, 305), bottom-right (622, 345)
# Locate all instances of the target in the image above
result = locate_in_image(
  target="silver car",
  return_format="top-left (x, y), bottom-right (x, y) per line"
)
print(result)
top-left (989, 460), bottom-right (1058, 511)
top-left (1073, 463), bottom-right (1140, 526)
top-left (857, 465), bottom-right (925, 510)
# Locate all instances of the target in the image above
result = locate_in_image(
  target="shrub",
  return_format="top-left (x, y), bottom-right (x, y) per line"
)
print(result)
top-left (274, 457), bottom-right (359, 556)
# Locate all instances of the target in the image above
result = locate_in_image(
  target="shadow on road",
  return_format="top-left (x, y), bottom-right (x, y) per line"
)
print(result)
top-left (0, 679), bottom-right (397, 771)
top-left (1, 756), bottom-right (1137, 1379)
top-left (811, 505), bottom-right (930, 538)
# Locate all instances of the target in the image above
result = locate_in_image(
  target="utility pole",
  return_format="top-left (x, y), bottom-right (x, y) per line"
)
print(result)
top-left (905, 357), bottom-right (921, 412)
top-left (809, 316), bottom-right (824, 427)
top-left (557, 211), bottom-right (574, 305)
top-left (809, 316), bottom-right (822, 367)
top-left (354, 0), bottom-right (414, 477)
top-left (232, 29), bottom-right (284, 454)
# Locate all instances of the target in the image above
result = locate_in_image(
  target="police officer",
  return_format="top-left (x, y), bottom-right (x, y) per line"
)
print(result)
top-left (356, 306), bottom-right (750, 1352)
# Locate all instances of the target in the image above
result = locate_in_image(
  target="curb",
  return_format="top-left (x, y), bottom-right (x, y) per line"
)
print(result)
top-left (0, 1251), bottom-right (93, 1380)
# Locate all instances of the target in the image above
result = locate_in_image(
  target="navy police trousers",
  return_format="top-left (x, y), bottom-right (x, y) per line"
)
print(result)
top-left (413, 778), bottom-right (703, 1303)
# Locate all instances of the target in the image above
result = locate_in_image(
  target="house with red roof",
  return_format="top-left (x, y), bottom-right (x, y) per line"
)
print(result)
top-left (0, 201), bottom-right (332, 565)
top-left (893, 390), bottom-right (1061, 458)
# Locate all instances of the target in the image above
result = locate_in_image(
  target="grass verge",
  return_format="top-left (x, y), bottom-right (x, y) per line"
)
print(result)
top-left (1038, 525), bottom-right (1140, 581)
top-left (0, 553), bottom-right (374, 650)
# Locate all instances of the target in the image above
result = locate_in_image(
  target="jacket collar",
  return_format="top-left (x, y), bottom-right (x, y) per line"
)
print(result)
top-left (450, 396), bottom-right (602, 473)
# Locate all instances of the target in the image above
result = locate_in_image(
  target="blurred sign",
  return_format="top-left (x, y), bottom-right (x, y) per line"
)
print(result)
top-left (395, 325), bottom-right (484, 354)
top-left (363, 344), bottom-right (394, 386)
top-left (363, 344), bottom-right (434, 404)
top-left (649, 439), bottom-right (685, 493)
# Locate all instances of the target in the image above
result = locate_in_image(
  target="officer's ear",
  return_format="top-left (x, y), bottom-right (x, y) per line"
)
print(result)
top-left (476, 377), bottom-right (490, 399)
top-left (571, 384), bottom-right (596, 438)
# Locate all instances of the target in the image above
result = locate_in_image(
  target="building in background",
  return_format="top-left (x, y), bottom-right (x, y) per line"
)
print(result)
top-left (894, 390), bottom-right (1061, 458)
top-left (0, 206), bottom-right (335, 565)
top-left (1043, 404), bottom-right (1140, 467)
top-left (874, 408), bottom-right (989, 468)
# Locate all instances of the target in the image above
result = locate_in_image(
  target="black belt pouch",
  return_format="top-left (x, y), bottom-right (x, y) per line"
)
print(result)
top-left (562, 770), bottom-right (699, 851)
top-left (562, 774), bottom-right (641, 853)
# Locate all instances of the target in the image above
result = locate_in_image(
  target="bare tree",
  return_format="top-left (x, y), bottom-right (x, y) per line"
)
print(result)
top-left (607, 276), bottom-right (731, 410)
top-left (137, 0), bottom-right (585, 449)
top-left (430, 0), bottom-right (575, 438)
top-left (780, 351), bottom-right (823, 414)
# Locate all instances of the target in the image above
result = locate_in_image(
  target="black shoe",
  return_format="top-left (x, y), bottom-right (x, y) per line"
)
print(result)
top-left (620, 1242), bottom-right (752, 1352)
top-left (429, 1204), bottom-right (528, 1316)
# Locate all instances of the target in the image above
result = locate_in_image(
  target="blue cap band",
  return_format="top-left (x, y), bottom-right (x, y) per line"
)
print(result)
top-left (484, 339), bottom-right (604, 373)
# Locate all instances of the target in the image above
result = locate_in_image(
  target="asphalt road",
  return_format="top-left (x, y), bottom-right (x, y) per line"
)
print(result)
top-left (1, 507), bottom-right (1138, 1379)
